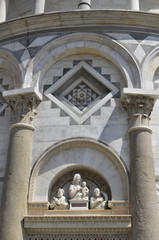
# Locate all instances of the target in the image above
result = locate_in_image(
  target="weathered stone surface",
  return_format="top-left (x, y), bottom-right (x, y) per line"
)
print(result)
top-left (1, 2), bottom-right (159, 239)
top-left (123, 93), bottom-right (159, 240)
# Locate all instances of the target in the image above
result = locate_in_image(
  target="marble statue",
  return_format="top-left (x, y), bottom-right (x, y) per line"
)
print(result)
top-left (69, 173), bottom-right (83, 200)
top-left (50, 188), bottom-right (68, 210)
top-left (81, 181), bottom-right (89, 200)
top-left (90, 188), bottom-right (107, 209)
top-left (69, 173), bottom-right (89, 210)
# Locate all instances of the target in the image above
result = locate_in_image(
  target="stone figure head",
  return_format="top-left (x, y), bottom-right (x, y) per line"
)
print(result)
top-left (72, 173), bottom-right (82, 185)
top-left (57, 188), bottom-right (64, 198)
top-left (82, 181), bottom-right (86, 187)
top-left (93, 188), bottom-right (101, 197)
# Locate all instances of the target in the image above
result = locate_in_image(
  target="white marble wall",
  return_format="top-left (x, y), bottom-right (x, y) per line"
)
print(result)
top-left (34, 147), bottom-right (126, 201)
top-left (33, 54), bottom-right (128, 166)
top-left (7, 0), bottom-right (34, 20)
top-left (1, 32), bottom-right (159, 206)
top-left (44, 0), bottom-right (130, 12)
top-left (0, 69), bottom-right (13, 201)
top-left (5, 0), bottom-right (159, 21)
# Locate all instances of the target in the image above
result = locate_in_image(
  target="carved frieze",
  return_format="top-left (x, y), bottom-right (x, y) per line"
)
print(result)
top-left (122, 96), bottom-right (154, 128)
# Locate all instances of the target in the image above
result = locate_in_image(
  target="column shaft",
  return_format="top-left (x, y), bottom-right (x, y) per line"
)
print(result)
top-left (0, 92), bottom-right (40, 240)
top-left (129, 129), bottom-right (159, 239)
top-left (122, 94), bottom-right (159, 240)
top-left (35, 0), bottom-right (45, 14)
top-left (78, 0), bottom-right (91, 10)
top-left (0, 125), bottom-right (34, 240)
top-left (0, 0), bottom-right (7, 22)
top-left (130, 0), bottom-right (139, 10)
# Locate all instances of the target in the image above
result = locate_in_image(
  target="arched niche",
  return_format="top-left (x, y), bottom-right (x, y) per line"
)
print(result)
top-left (29, 138), bottom-right (129, 202)
top-left (24, 33), bottom-right (140, 90)
top-left (153, 66), bottom-right (159, 89)
top-left (142, 46), bottom-right (159, 90)
top-left (0, 49), bottom-right (23, 88)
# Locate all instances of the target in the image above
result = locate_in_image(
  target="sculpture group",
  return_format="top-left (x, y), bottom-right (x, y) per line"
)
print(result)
top-left (50, 173), bottom-right (108, 210)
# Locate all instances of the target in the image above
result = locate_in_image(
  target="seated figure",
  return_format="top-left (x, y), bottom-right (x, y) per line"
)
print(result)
top-left (50, 188), bottom-right (68, 210)
top-left (90, 188), bottom-right (107, 209)
top-left (69, 173), bottom-right (83, 200)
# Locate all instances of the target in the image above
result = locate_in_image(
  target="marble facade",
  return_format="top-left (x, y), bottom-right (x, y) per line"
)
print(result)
top-left (0, 1), bottom-right (159, 240)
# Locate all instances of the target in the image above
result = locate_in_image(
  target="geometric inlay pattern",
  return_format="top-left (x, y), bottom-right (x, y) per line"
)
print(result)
top-left (45, 61), bottom-right (118, 124)
top-left (28, 234), bottom-right (130, 240)
top-left (1, 35), bottom-right (58, 68)
top-left (106, 33), bottom-right (159, 64)
top-left (65, 82), bottom-right (99, 111)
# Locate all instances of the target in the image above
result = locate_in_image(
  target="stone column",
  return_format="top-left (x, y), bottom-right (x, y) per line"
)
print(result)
top-left (130, 0), bottom-right (139, 10)
top-left (35, 0), bottom-right (45, 14)
top-left (122, 91), bottom-right (159, 240)
top-left (0, 89), bottom-right (41, 240)
top-left (78, 0), bottom-right (91, 10)
top-left (0, 0), bottom-right (8, 22)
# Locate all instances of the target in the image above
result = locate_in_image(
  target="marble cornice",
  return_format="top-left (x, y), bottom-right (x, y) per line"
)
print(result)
top-left (0, 10), bottom-right (159, 42)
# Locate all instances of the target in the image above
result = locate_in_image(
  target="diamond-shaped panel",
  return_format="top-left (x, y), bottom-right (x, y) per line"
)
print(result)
top-left (44, 61), bottom-right (119, 124)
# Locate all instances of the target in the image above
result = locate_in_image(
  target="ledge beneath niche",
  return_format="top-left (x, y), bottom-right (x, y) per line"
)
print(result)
top-left (24, 213), bottom-right (131, 235)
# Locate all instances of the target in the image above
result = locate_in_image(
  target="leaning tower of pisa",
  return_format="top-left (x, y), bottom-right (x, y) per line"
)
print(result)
top-left (0, 0), bottom-right (159, 240)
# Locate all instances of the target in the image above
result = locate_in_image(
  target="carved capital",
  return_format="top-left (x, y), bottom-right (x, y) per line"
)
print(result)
top-left (122, 96), bottom-right (154, 128)
top-left (6, 94), bottom-right (38, 126)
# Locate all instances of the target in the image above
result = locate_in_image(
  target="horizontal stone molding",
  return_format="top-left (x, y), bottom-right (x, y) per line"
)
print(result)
top-left (10, 123), bottom-right (35, 131)
top-left (27, 201), bottom-right (130, 216)
top-left (28, 201), bottom-right (130, 209)
top-left (1, 11), bottom-right (159, 42)
top-left (3, 87), bottom-right (42, 100)
top-left (128, 126), bottom-right (152, 133)
top-left (24, 215), bottom-right (131, 234)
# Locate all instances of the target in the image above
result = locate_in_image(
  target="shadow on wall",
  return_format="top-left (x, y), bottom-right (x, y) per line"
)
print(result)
top-left (98, 104), bottom-right (129, 169)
